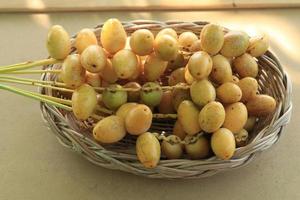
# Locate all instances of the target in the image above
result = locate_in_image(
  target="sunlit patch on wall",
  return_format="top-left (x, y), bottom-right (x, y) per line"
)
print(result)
top-left (26, 0), bottom-right (51, 28)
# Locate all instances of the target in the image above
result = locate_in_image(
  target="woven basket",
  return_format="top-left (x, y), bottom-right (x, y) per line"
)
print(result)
top-left (40, 20), bottom-right (292, 179)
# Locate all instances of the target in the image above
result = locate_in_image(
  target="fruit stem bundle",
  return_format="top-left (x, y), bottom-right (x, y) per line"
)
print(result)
top-left (0, 76), bottom-right (66, 87)
top-left (152, 113), bottom-right (177, 119)
top-left (95, 105), bottom-right (114, 114)
top-left (91, 114), bottom-right (104, 120)
top-left (0, 82), bottom-right (179, 121)
top-left (162, 84), bottom-right (190, 91)
top-left (0, 76), bottom-right (73, 93)
top-left (0, 72), bottom-right (189, 93)
top-left (0, 58), bottom-right (61, 73)
top-left (0, 83), bottom-right (72, 111)
top-left (0, 76), bottom-right (179, 119)
top-left (94, 84), bottom-right (190, 92)
top-left (1, 69), bottom-right (62, 74)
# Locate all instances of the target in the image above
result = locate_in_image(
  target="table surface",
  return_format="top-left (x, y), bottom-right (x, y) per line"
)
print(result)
top-left (0, 9), bottom-right (299, 200)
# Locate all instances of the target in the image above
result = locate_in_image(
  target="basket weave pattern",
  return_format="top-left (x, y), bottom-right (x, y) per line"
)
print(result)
top-left (40, 20), bottom-right (292, 179)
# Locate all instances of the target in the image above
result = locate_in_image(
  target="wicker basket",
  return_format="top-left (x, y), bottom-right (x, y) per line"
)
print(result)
top-left (40, 20), bottom-right (292, 179)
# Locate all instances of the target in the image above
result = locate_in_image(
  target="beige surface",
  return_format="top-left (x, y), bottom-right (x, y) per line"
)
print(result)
top-left (0, 10), bottom-right (299, 200)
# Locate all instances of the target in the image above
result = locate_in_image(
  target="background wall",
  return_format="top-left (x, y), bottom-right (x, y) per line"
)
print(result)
top-left (0, 4), bottom-right (299, 200)
top-left (0, 0), bottom-right (300, 12)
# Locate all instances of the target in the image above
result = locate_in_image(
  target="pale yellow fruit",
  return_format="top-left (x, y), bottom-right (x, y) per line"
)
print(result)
top-left (221, 31), bottom-right (249, 57)
top-left (130, 29), bottom-right (154, 56)
top-left (116, 103), bottom-right (138, 120)
top-left (178, 31), bottom-right (198, 51)
top-left (211, 128), bottom-right (236, 160)
top-left (190, 40), bottom-right (202, 52)
top-left (136, 132), bottom-right (161, 168)
top-left (144, 53), bottom-right (168, 81)
top-left (227, 57), bottom-right (234, 65)
top-left (47, 25), bottom-right (71, 59)
top-left (61, 54), bottom-right (86, 88)
top-left (161, 135), bottom-right (183, 159)
top-left (85, 71), bottom-right (101, 87)
top-left (185, 135), bottom-right (210, 159)
top-left (223, 102), bottom-right (248, 133)
top-left (244, 117), bottom-right (257, 132)
top-left (100, 18), bottom-right (127, 54)
top-left (167, 53), bottom-right (187, 70)
top-left (125, 104), bottom-right (153, 135)
top-left (123, 82), bottom-right (141, 102)
top-left (184, 65), bottom-right (195, 85)
top-left (75, 28), bottom-right (98, 53)
top-left (217, 82), bottom-right (242, 104)
top-left (173, 120), bottom-right (187, 140)
top-left (247, 35), bottom-right (269, 57)
top-left (246, 95), bottom-right (276, 116)
top-left (72, 84), bottom-right (97, 120)
top-left (231, 75), bottom-right (240, 84)
top-left (112, 49), bottom-right (138, 79)
top-left (168, 68), bottom-right (186, 86)
top-left (171, 83), bottom-right (191, 111)
top-left (80, 45), bottom-right (106, 73)
top-left (238, 77), bottom-right (258, 102)
top-left (200, 24), bottom-right (224, 55)
top-left (234, 129), bottom-right (248, 147)
top-left (233, 53), bottom-right (258, 78)
top-left (198, 101), bottom-right (225, 133)
top-left (93, 115), bottom-right (126, 143)
top-left (99, 59), bottom-right (118, 83)
top-left (128, 64), bottom-right (141, 80)
top-left (154, 34), bottom-right (179, 61)
top-left (190, 79), bottom-right (216, 107)
top-left (56, 71), bottom-right (63, 83)
top-left (188, 51), bottom-right (212, 80)
top-left (156, 28), bottom-right (178, 40)
top-left (210, 54), bottom-right (232, 84)
top-left (128, 56), bottom-right (142, 80)
top-left (177, 100), bottom-right (201, 135)
top-left (159, 90), bottom-right (175, 114)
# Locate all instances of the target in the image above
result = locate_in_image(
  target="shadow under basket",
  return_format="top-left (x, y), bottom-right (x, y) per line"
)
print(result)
top-left (40, 20), bottom-right (292, 179)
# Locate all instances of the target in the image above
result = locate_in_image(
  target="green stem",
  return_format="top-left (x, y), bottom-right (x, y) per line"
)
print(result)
top-left (0, 75), bottom-right (189, 93)
top-left (1, 61), bottom-right (33, 68)
top-left (0, 75), bottom-right (66, 87)
top-left (0, 83), bottom-right (72, 111)
top-left (162, 85), bottom-right (190, 90)
top-left (153, 113), bottom-right (177, 119)
top-left (1, 69), bottom-right (61, 74)
top-left (0, 58), bottom-right (61, 73)
top-left (91, 114), bottom-right (104, 121)
top-left (94, 84), bottom-right (190, 92)
top-left (95, 105), bottom-right (114, 114)
top-left (0, 78), bottom-right (73, 93)
top-left (26, 90), bottom-right (72, 106)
